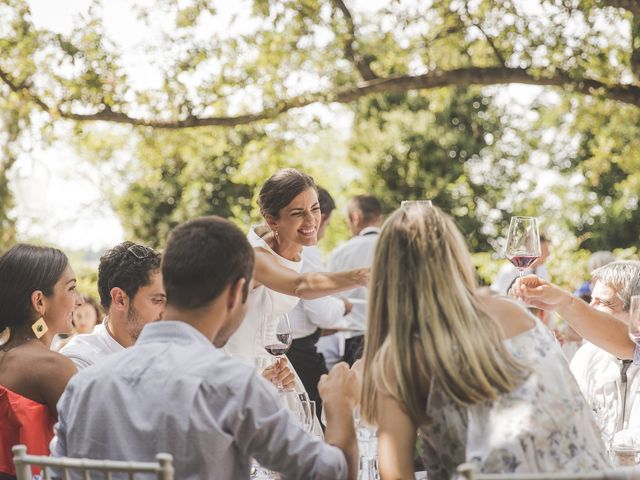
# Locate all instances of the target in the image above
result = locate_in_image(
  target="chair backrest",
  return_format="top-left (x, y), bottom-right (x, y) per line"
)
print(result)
top-left (12, 445), bottom-right (174, 480)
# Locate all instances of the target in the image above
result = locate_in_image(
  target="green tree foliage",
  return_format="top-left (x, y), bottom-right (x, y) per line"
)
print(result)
top-left (2, 0), bottom-right (639, 128)
top-left (115, 128), bottom-right (254, 249)
top-left (567, 100), bottom-right (640, 250)
top-left (1, 0), bottom-right (640, 269)
top-left (349, 88), bottom-right (516, 251)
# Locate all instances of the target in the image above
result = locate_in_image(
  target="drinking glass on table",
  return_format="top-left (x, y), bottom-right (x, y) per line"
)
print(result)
top-left (262, 314), bottom-right (292, 392)
top-left (505, 216), bottom-right (541, 278)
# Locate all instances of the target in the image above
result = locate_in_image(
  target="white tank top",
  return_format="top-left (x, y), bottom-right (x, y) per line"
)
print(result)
top-left (224, 228), bottom-right (302, 360)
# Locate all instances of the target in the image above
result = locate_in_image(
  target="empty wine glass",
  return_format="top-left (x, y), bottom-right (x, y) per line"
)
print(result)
top-left (262, 314), bottom-right (292, 391)
top-left (628, 296), bottom-right (640, 346)
top-left (505, 216), bottom-right (541, 278)
top-left (401, 200), bottom-right (433, 209)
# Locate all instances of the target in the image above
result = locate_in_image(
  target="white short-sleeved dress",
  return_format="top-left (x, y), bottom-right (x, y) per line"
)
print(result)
top-left (419, 319), bottom-right (610, 480)
top-left (224, 228), bottom-right (323, 434)
top-left (225, 228), bottom-right (302, 359)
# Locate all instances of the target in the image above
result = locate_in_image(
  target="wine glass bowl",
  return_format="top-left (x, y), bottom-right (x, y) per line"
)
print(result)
top-left (401, 200), bottom-right (433, 209)
top-left (505, 216), bottom-right (541, 277)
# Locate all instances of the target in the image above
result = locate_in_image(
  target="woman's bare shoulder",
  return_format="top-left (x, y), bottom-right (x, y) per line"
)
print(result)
top-left (38, 349), bottom-right (77, 374)
top-left (19, 346), bottom-right (76, 381)
top-left (0, 345), bottom-right (75, 403)
top-left (476, 292), bottom-right (536, 339)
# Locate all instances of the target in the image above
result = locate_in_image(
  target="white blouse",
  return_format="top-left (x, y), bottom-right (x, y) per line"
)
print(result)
top-left (223, 228), bottom-right (323, 436)
top-left (224, 228), bottom-right (302, 360)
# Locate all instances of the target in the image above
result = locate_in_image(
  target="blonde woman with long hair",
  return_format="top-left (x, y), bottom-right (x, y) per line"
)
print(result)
top-left (361, 205), bottom-right (609, 479)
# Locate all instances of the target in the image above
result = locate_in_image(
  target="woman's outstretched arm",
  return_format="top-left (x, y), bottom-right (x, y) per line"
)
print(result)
top-left (253, 248), bottom-right (369, 300)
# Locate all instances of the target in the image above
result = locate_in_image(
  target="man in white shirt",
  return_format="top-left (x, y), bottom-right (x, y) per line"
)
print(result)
top-left (323, 194), bottom-right (383, 366)
top-left (570, 261), bottom-right (640, 447)
top-left (62, 242), bottom-right (295, 386)
top-left (491, 234), bottom-right (551, 295)
top-left (52, 216), bottom-right (359, 480)
top-left (288, 187), bottom-right (352, 419)
top-left (60, 242), bottom-right (166, 369)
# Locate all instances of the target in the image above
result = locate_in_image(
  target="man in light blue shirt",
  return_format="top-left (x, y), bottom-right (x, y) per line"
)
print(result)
top-left (52, 216), bottom-right (359, 480)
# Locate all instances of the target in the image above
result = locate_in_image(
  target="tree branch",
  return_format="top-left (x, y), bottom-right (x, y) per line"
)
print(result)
top-left (2, 65), bottom-right (640, 129)
top-left (462, 2), bottom-right (506, 67)
top-left (330, 0), bottom-right (378, 81)
top-left (0, 68), bottom-right (52, 113)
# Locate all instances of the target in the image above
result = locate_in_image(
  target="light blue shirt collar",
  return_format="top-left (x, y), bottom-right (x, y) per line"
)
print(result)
top-left (137, 320), bottom-right (215, 348)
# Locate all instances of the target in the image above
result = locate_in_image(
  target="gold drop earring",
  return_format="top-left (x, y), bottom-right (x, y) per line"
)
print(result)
top-left (31, 317), bottom-right (48, 339)
top-left (273, 228), bottom-right (280, 244)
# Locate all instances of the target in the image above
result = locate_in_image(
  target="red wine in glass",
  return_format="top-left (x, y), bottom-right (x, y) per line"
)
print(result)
top-left (262, 314), bottom-right (292, 391)
top-left (264, 344), bottom-right (290, 356)
top-left (505, 216), bottom-right (541, 278)
top-left (507, 255), bottom-right (539, 270)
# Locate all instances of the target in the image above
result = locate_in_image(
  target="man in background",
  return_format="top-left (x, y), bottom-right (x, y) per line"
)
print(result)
top-left (321, 194), bottom-right (383, 366)
top-left (570, 261), bottom-right (640, 446)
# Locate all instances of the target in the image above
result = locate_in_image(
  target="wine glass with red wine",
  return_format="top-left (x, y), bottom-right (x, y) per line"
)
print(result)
top-left (262, 314), bottom-right (292, 391)
top-left (505, 216), bottom-right (541, 278)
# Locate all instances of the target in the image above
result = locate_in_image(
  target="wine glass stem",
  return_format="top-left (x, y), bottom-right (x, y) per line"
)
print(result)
top-left (276, 356), bottom-right (283, 391)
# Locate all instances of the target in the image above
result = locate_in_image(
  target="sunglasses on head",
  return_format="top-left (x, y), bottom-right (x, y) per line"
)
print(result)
top-left (127, 244), bottom-right (157, 259)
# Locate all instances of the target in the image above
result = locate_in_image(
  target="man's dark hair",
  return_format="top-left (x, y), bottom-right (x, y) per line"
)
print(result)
top-left (162, 216), bottom-right (255, 310)
top-left (257, 168), bottom-right (317, 219)
top-left (0, 244), bottom-right (69, 330)
top-left (97, 242), bottom-right (161, 311)
top-left (348, 195), bottom-right (382, 225)
top-left (317, 187), bottom-right (336, 216)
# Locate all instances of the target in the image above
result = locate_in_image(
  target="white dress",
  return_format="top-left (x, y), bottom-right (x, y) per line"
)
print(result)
top-left (225, 228), bottom-right (302, 359)
top-left (224, 228), bottom-right (323, 435)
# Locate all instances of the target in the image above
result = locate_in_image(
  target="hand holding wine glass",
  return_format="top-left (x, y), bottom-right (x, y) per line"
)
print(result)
top-left (262, 314), bottom-right (292, 391)
top-left (261, 357), bottom-right (296, 391)
top-left (505, 216), bottom-right (541, 278)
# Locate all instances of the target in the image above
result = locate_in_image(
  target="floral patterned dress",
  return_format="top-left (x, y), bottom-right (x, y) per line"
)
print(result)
top-left (418, 320), bottom-right (610, 480)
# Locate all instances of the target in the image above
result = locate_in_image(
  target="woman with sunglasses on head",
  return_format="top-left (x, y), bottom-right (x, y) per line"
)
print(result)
top-left (0, 244), bottom-right (83, 480)
top-left (360, 204), bottom-right (609, 479)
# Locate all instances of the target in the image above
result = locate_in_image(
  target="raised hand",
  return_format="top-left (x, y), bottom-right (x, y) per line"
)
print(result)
top-left (509, 274), bottom-right (572, 311)
top-left (318, 362), bottom-right (359, 412)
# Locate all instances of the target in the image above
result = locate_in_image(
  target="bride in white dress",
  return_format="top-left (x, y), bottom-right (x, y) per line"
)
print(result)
top-left (224, 169), bottom-right (369, 430)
